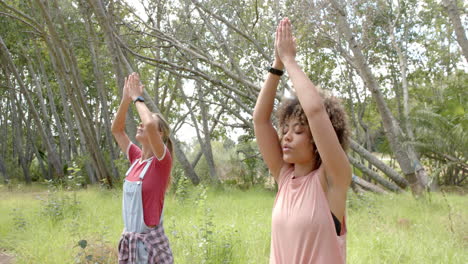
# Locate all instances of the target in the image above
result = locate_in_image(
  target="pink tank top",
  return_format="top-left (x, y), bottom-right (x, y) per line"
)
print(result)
top-left (270, 165), bottom-right (347, 264)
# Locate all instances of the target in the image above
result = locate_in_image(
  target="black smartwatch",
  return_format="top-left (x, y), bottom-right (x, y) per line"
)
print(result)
top-left (267, 67), bottom-right (284, 76)
top-left (133, 96), bottom-right (145, 104)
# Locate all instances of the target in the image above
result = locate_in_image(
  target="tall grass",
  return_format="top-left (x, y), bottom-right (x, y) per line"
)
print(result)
top-left (0, 184), bottom-right (466, 263)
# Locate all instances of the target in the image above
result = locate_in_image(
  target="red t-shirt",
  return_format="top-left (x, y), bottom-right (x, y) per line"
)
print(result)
top-left (126, 143), bottom-right (172, 226)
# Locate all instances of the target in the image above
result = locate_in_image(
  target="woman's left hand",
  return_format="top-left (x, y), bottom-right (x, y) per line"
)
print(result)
top-left (277, 18), bottom-right (297, 65)
top-left (127, 72), bottom-right (144, 101)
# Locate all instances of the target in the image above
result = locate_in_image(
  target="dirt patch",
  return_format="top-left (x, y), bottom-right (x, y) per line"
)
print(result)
top-left (0, 250), bottom-right (14, 264)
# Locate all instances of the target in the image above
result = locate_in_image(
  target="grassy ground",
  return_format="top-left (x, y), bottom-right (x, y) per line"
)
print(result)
top-left (0, 184), bottom-right (466, 263)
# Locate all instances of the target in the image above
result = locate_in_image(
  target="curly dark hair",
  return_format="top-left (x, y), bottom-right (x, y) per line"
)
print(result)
top-left (276, 94), bottom-right (350, 168)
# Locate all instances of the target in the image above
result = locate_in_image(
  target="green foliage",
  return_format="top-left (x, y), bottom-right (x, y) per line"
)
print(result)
top-left (174, 174), bottom-right (191, 202)
top-left (40, 189), bottom-right (81, 224)
top-left (10, 208), bottom-right (27, 230)
top-left (0, 0), bottom-right (466, 192)
top-left (39, 164), bottom-right (84, 224)
top-left (406, 71), bottom-right (467, 185)
top-left (73, 229), bottom-right (114, 264)
top-left (168, 184), bottom-right (240, 264)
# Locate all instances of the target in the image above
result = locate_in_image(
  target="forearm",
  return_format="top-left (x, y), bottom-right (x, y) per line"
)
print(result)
top-left (283, 59), bottom-right (323, 113)
top-left (111, 99), bottom-right (131, 133)
top-left (253, 61), bottom-right (283, 122)
top-left (134, 100), bottom-right (156, 127)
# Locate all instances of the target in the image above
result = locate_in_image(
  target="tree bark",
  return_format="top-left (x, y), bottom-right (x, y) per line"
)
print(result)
top-left (0, 35), bottom-right (64, 179)
top-left (330, 0), bottom-right (429, 195)
top-left (85, 0), bottom-right (138, 141)
top-left (348, 155), bottom-right (402, 192)
top-left (198, 86), bottom-right (219, 183)
top-left (23, 50), bottom-right (66, 169)
top-left (352, 174), bottom-right (387, 194)
top-left (0, 154), bottom-right (7, 184)
top-left (33, 44), bottom-right (72, 164)
top-left (350, 139), bottom-right (408, 188)
top-left (34, 0), bottom-right (113, 186)
top-left (442, 0), bottom-right (468, 62)
top-left (80, 0), bottom-right (120, 179)
top-left (172, 137), bottom-right (200, 185)
top-left (191, 105), bottom-right (225, 168)
top-left (388, 10), bottom-right (415, 141)
top-left (7, 95), bottom-right (31, 184)
top-left (180, 80), bottom-right (219, 184)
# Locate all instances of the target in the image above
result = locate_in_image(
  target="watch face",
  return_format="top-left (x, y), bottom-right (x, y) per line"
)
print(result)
top-left (134, 96), bottom-right (145, 103)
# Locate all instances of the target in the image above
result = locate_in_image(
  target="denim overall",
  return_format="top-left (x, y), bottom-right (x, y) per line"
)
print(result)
top-left (122, 159), bottom-right (165, 263)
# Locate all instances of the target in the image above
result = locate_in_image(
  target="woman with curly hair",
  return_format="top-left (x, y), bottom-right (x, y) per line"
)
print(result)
top-left (253, 18), bottom-right (351, 263)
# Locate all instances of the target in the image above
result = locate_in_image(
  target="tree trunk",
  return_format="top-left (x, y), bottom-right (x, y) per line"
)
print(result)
top-left (34, 44), bottom-right (72, 164)
top-left (85, 0), bottom-right (138, 141)
top-left (350, 139), bottom-right (408, 188)
top-left (352, 174), bottom-right (387, 194)
top-left (0, 35), bottom-right (64, 179)
top-left (180, 80), bottom-right (219, 183)
top-left (348, 155), bottom-right (402, 192)
top-left (25, 123), bottom-right (50, 181)
top-left (80, 0), bottom-right (120, 178)
top-left (34, 0), bottom-right (113, 186)
top-left (23, 51), bottom-right (65, 169)
top-left (7, 96), bottom-right (31, 184)
top-left (198, 87), bottom-right (219, 183)
top-left (0, 154), bottom-right (7, 184)
top-left (442, 0), bottom-right (468, 62)
top-left (172, 137), bottom-right (200, 185)
top-left (388, 13), bottom-right (415, 141)
top-left (191, 106), bottom-right (225, 168)
top-left (330, 0), bottom-right (429, 195)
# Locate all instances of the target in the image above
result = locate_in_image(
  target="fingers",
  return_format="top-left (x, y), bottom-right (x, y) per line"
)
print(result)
top-left (284, 18), bottom-right (292, 40)
top-left (129, 74), bottom-right (134, 86)
top-left (127, 72), bottom-right (141, 86)
top-left (280, 19), bottom-right (286, 40)
top-left (277, 17), bottom-right (293, 42)
top-left (127, 72), bottom-right (144, 93)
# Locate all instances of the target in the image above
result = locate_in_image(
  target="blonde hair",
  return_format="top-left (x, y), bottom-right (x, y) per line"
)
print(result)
top-left (152, 113), bottom-right (173, 189)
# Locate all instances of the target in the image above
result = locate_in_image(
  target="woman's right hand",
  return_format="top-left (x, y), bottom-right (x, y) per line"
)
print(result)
top-left (273, 20), bottom-right (284, 70)
top-left (276, 18), bottom-right (297, 65)
top-left (122, 76), bottom-right (132, 103)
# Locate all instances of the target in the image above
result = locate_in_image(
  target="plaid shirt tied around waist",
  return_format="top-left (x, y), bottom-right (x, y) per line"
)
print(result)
top-left (118, 225), bottom-right (173, 264)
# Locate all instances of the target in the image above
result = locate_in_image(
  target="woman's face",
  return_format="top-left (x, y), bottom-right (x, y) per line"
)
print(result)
top-left (135, 116), bottom-right (163, 144)
top-left (281, 117), bottom-right (314, 164)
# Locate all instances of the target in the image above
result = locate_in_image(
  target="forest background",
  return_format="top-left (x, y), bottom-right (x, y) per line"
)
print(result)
top-left (0, 0), bottom-right (466, 263)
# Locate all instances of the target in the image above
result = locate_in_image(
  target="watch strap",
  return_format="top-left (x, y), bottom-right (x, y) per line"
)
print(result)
top-left (133, 96), bottom-right (145, 104)
top-left (267, 67), bottom-right (284, 76)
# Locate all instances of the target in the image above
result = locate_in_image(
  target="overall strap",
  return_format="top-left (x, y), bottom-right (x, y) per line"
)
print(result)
top-left (139, 160), bottom-right (152, 180)
top-left (125, 160), bottom-right (139, 177)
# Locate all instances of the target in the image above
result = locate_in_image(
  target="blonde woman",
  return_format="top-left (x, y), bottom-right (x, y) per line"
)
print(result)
top-left (112, 73), bottom-right (174, 263)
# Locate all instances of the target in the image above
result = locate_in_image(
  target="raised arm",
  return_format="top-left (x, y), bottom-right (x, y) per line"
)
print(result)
top-left (111, 77), bottom-right (131, 154)
top-left (253, 24), bottom-right (285, 181)
top-left (127, 73), bottom-right (166, 159)
top-left (277, 18), bottom-right (351, 192)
